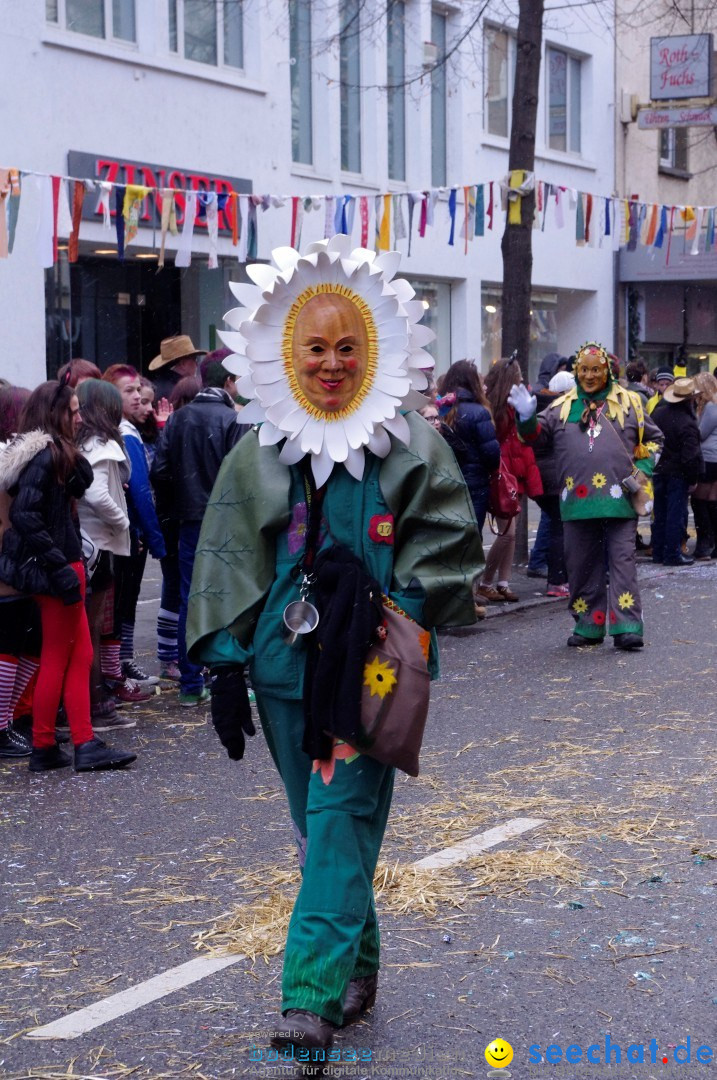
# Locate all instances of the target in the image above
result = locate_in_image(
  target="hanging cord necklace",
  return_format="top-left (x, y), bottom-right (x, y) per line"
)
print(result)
top-left (580, 399), bottom-right (607, 453)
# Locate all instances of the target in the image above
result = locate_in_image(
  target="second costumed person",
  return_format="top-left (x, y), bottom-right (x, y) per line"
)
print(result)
top-left (509, 342), bottom-right (663, 650)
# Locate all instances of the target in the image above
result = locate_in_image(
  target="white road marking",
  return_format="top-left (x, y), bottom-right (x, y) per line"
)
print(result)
top-left (25, 954), bottom-right (240, 1040)
top-left (25, 816), bottom-right (546, 1040)
top-left (413, 817), bottom-right (546, 870)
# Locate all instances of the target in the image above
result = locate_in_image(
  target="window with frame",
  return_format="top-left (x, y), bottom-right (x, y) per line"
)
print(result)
top-left (387, 0), bottom-right (406, 181)
top-left (168, 0), bottom-right (244, 69)
top-left (547, 46), bottom-right (581, 153)
top-left (290, 0), bottom-right (313, 164)
top-left (484, 25), bottom-right (516, 137)
top-left (340, 0), bottom-right (362, 173)
top-left (46, 0), bottom-right (136, 42)
top-left (431, 9), bottom-right (447, 187)
top-left (659, 128), bottom-right (689, 174)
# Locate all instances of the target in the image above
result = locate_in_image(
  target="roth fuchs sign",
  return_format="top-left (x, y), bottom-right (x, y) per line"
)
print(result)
top-left (649, 34), bottom-right (713, 100)
top-left (67, 151), bottom-right (252, 235)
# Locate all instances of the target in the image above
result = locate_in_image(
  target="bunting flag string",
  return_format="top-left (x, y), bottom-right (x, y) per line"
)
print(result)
top-left (236, 195), bottom-right (248, 263)
top-left (359, 195), bottom-right (369, 248)
top-left (5, 161), bottom-right (717, 270)
top-left (158, 189), bottom-right (177, 268)
top-left (69, 180), bottom-right (85, 263)
top-left (0, 170), bottom-right (11, 258)
top-left (6, 169), bottom-right (21, 255)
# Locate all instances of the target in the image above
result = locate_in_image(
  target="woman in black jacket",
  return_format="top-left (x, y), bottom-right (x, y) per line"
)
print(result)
top-left (0, 380), bottom-right (136, 773)
top-left (437, 361), bottom-right (499, 616)
top-left (438, 360), bottom-right (500, 531)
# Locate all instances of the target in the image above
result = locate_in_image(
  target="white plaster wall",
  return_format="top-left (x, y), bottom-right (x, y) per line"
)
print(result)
top-left (616, 0), bottom-right (717, 208)
top-left (0, 0), bottom-right (616, 386)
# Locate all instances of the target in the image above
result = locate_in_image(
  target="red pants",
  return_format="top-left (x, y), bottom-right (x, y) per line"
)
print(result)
top-left (34, 562), bottom-right (94, 748)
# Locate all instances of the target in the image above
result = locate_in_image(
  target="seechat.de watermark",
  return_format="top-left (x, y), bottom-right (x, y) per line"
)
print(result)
top-left (528, 1036), bottom-right (714, 1066)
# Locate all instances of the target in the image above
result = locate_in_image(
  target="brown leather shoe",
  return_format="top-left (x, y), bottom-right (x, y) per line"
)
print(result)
top-left (342, 972), bottom-right (378, 1025)
top-left (271, 1009), bottom-right (335, 1052)
top-left (496, 584), bottom-right (519, 602)
top-left (475, 583), bottom-right (504, 603)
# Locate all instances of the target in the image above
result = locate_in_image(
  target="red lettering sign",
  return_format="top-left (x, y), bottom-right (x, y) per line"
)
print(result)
top-left (73, 153), bottom-right (249, 234)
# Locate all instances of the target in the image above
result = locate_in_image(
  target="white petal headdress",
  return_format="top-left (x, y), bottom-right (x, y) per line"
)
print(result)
top-left (220, 235), bottom-right (435, 485)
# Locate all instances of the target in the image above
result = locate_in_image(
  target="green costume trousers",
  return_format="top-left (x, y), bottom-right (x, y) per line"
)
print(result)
top-left (257, 693), bottom-right (395, 1027)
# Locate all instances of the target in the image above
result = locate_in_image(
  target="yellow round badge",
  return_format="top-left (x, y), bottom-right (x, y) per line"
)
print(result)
top-left (485, 1039), bottom-right (514, 1068)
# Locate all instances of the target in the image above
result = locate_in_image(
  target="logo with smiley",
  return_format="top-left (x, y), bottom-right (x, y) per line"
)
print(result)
top-left (485, 1039), bottom-right (514, 1069)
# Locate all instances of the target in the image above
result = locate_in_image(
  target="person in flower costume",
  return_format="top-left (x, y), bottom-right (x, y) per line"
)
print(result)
top-left (509, 342), bottom-right (663, 650)
top-left (186, 237), bottom-right (483, 1053)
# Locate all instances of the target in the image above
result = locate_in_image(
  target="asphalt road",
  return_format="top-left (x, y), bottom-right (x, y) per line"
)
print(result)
top-left (1, 557), bottom-right (716, 1080)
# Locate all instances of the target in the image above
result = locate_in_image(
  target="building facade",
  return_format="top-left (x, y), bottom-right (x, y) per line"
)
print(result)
top-left (1, 0), bottom-right (616, 389)
top-left (616, 0), bottom-right (717, 374)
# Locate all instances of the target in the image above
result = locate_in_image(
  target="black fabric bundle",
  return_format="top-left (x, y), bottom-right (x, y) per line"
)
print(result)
top-left (302, 544), bottom-right (383, 761)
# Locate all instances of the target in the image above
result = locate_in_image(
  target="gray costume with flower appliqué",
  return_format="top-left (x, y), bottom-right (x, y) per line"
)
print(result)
top-left (519, 386), bottom-right (663, 639)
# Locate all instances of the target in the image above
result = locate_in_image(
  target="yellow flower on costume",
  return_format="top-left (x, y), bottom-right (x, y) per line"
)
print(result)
top-left (363, 656), bottom-right (398, 698)
top-left (592, 473), bottom-right (607, 489)
top-left (565, 476), bottom-right (575, 490)
top-left (644, 478), bottom-right (654, 499)
top-left (572, 597), bottom-right (588, 614)
top-left (618, 591), bottom-right (635, 610)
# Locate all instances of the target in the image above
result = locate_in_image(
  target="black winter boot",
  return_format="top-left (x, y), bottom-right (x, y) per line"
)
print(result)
top-left (613, 633), bottom-right (644, 650)
top-left (74, 737), bottom-right (136, 772)
top-left (708, 500), bottom-right (717, 557)
top-left (0, 728), bottom-right (31, 758)
top-left (691, 498), bottom-right (713, 559)
top-left (29, 744), bottom-right (73, 772)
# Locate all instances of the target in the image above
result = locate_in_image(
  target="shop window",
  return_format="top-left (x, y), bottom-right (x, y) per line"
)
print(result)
top-left (431, 10), bottom-right (447, 187)
top-left (340, 0), bottom-right (362, 173)
top-left (290, 0), bottom-right (313, 165)
top-left (404, 279), bottom-right (451, 375)
top-left (481, 288), bottom-right (558, 386)
top-left (547, 46), bottom-right (581, 154)
top-left (659, 128), bottom-right (689, 175)
top-left (484, 25), bottom-right (516, 137)
top-left (168, 0), bottom-right (244, 69)
top-left (387, 0), bottom-right (406, 181)
top-left (47, 0), bottom-right (136, 42)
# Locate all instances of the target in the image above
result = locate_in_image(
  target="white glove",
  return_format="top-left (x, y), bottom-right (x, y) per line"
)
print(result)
top-left (508, 383), bottom-right (537, 420)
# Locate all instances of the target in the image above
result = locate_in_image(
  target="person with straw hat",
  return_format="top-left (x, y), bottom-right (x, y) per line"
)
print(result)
top-left (651, 376), bottom-right (702, 566)
top-left (148, 335), bottom-right (206, 402)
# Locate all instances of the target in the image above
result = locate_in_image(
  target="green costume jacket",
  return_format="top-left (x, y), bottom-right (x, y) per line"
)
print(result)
top-left (187, 412), bottom-right (484, 701)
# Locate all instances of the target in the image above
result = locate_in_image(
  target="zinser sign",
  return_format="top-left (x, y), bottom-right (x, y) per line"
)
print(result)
top-left (649, 34), bottom-right (713, 101)
top-left (67, 151), bottom-right (252, 235)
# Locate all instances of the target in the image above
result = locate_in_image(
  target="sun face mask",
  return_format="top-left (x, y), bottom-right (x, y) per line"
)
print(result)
top-left (219, 236), bottom-right (435, 484)
top-left (289, 291), bottom-right (374, 416)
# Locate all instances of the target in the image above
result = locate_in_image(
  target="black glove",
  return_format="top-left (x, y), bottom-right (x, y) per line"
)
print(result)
top-left (50, 564), bottom-right (82, 606)
top-left (209, 667), bottom-right (255, 761)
